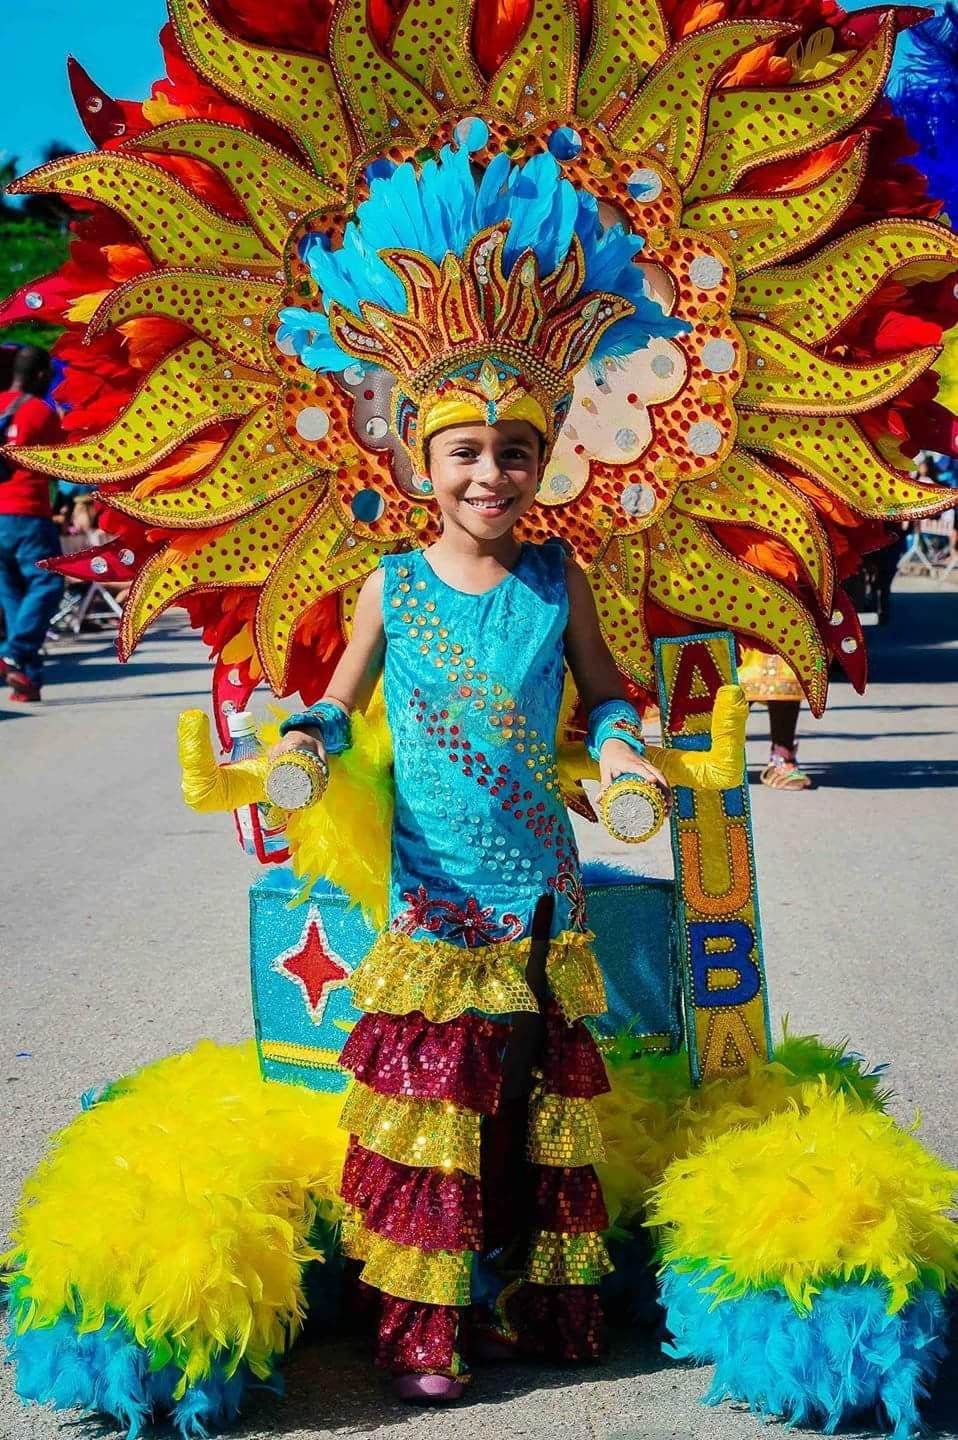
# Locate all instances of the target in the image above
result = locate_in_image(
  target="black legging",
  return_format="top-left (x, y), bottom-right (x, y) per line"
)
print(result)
top-left (768, 699), bottom-right (800, 752)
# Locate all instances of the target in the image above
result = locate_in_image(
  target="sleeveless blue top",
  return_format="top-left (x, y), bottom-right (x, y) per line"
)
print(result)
top-left (379, 539), bottom-right (586, 945)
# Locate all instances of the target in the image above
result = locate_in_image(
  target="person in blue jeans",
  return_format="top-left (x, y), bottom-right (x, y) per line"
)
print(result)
top-left (0, 346), bottom-right (64, 702)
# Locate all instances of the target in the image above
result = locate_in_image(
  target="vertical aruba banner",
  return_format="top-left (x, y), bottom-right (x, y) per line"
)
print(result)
top-left (654, 632), bottom-right (771, 1084)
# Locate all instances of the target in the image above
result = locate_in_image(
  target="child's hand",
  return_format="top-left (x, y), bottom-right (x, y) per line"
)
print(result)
top-left (268, 728), bottom-right (327, 765)
top-left (599, 740), bottom-right (673, 816)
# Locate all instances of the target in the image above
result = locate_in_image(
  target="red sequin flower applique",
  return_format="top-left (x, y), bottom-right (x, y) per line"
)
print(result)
top-left (392, 886), bottom-right (524, 946)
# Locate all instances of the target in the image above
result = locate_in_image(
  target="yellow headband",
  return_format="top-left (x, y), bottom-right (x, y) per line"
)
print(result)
top-left (421, 393), bottom-right (549, 446)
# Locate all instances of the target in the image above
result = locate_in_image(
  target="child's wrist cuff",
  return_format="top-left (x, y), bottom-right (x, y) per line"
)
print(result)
top-left (279, 701), bottom-right (352, 754)
top-left (586, 700), bottom-right (646, 762)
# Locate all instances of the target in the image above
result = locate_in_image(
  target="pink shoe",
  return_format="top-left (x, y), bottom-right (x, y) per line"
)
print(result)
top-left (392, 1372), bottom-right (466, 1403)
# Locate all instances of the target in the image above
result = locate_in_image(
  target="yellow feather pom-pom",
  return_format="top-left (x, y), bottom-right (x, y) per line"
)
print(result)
top-left (3, 1042), bottom-right (348, 1390)
top-left (648, 1084), bottom-right (958, 1315)
top-left (594, 1030), bottom-right (891, 1231)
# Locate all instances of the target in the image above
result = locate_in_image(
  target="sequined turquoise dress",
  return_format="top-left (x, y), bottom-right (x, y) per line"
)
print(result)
top-left (337, 537), bottom-right (612, 1380)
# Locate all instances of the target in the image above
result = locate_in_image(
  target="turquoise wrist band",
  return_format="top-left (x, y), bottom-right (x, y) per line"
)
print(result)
top-left (279, 700), bottom-right (352, 754)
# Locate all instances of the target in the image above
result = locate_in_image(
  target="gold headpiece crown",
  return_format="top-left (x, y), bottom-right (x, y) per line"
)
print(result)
top-left (326, 224), bottom-right (635, 467)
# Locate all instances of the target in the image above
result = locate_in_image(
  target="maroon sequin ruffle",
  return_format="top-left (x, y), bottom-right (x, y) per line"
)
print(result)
top-left (502, 1281), bottom-right (606, 1361)
top-left (376, 1293), bottom-right (465, 1376)
top-left (341, 1138), bottom-right (484, 1251)
top-left (530, 1163), bottom-right (609, 1233)
top-left (540, 1003), bottom-right (611, 1099)
top-left (339, 1009), bottom-right (506, 1114)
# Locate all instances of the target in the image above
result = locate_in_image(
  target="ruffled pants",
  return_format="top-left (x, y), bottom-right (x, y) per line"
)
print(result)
top-left (335, 896), bottom-right (613, 1380)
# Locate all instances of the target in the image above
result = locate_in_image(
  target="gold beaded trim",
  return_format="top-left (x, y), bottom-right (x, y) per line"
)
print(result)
top-left (358, 1232), bottom-right (473, 1307)
top-left (527, 1090), bottom-right (607, 1168)
top-left (349, 928), bottom-right (606, 1024)
top-left (338, 1080), bottom-right (482, 1174)
top-left (524, 1230), bottom-right (614, 1287)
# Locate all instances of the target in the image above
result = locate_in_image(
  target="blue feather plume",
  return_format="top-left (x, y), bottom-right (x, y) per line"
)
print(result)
top-left (279, 124), bottom-right (687, 377)
top-left (660, 1266), bottom-right (948, 1440)
top-left (889, 5), bottom-right (958, 222)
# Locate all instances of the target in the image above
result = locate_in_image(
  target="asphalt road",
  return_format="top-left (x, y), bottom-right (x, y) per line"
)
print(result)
top-left (1, 576), bottom-right (956, 1440)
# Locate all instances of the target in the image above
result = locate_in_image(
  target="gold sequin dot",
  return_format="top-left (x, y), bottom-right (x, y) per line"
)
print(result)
top-left (473, 699), bottom-right (486, 710)
top-left (397, 567), bottom-right (410, 578)
top-left (516, 743), bottom-right (525, 753)
top-left (399, 582), bottom-right (410, 592)
top-left (408, 597), bottom-right (418, 607)
top-left (425, 601), bottom-right (436, 612)
top-left (390, 597), bottom-right (402, 608)
top-left (452, 644), bottom-right (463, 655)
top-left (438, 642), bottom-right (449, 653)
top-left (410, 627), bottom-right (420, 637)
top-left (415, 580), bottom-right (427, 590)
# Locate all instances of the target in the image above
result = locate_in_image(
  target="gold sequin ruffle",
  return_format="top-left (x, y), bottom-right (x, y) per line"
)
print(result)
top-left (338, 1080), bottom-right (482, 1174)
top-left (527, 1089), bottom-right (607, 1168)
top-left (524, 1229), bottom-right (614, 1286)
top-left (357, 1231), bottom-right (473, 1306)
top-left (349, 928), bottom-right (606, 1024)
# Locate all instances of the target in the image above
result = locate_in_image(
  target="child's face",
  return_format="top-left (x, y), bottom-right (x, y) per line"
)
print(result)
top-left (426, 420), bottom-right (544, 540)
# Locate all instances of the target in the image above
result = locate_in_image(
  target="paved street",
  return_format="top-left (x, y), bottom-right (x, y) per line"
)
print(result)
top-left (1, 576), bottom-right (956, 1440)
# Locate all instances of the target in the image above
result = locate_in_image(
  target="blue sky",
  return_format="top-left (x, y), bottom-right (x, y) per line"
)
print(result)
top-left (6, 1), bottom-right (165, 178)
top-left (4, 0), bottom-right (930, 183)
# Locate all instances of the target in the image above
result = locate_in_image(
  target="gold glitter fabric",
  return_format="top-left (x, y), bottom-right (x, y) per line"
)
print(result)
top-left (357, 1231), bottom-right (473, 1307)
top-left (338, 1080), bottom-right (482, 1175)
top-left (339, 1202), bottom-right (373, 1262)
top-left (526, 1087), bottom-right (607, 1168)
top-left (349, 928), bottom-right (606, 1025)
top-left (524, 1229), bottom-right (614, 1287)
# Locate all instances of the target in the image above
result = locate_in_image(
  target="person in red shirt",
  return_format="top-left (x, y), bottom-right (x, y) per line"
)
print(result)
top-left (0, 345), bottom-right (65, 702)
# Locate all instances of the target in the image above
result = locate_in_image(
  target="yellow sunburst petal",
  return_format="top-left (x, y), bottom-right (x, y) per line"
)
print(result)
top-left (683, 136), bottom-right (868, 273)
top-left (255, 496), bottom-right (388, 692)
top-left (586, 533), bottom-right (654, 689)
top-left (89, 271), bottom-right (279, 369)
top-left (390, 0), bottom-right (483, 110)
top-left (120, 483), bottom-right (319, 658)
top-left (577, 0), bottom-right (668, 119)
top-left (128, 122), bottom-right (340, 251)
top-left (648, 510), bottom-right (828, 712)
top-left (685, 16), bottom-right (893, 203)
top-left (65, 290), bottom-right (110, 325)
top-left (673, 452), bottom-right (833, 607)
top-left (488, 0), bottom-right (581, 117)
top-left (735, 220), bottom-right (958, 344)
top-left (737, 321), bottom-right (938, 414)
top-left (330, 0), bottom-right (440, 146)
top-left (9, 153), bottom-right (279, 274)
top-left (110, 407), bottom-right (316, 528)
top-left (739, 413), bottom-right (955, 518)
top-left (169, 0), bottom-right (350, 181)
top-left (130, 440), bottom-right (223, 499)
top-left (611, 22), bottom-right (791, 182)
top-left (9, 341), bottom-right (275, 484)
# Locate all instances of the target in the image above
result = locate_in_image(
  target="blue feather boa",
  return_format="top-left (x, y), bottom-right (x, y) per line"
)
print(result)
top-left (660, 1266), bottom-right (947, 1439)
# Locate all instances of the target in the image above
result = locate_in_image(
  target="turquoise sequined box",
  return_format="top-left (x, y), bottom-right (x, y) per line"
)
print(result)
top-left (250, 864), bottom-right (680, 1095)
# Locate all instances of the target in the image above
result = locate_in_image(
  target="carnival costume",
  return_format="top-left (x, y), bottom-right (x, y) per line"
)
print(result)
top-left (3, 0), bottom-right (958, 1435)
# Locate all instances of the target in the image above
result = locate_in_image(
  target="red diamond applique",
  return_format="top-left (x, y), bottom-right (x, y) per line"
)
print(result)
top-left (273, 909), bottom-right (351, 1024)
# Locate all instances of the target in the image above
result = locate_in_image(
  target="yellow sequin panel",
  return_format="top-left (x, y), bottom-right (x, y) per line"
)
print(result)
top-left (358, 1232), bottom-right (472, 1307)
top-left (111, 408), bottom-right (312, 529)
top-left (10, 152), bottom-right (279, 274)
top-left (338, 1081), bottom-right (482, 1176)
top-left (349, 929), bottom-right (605, 1025)
top-left (527, 1091), bottom-right (607, 1168)
top-left (685, 17), bottom-right (894, 203)
top-left (524, 1230), bottom-right (614, 1287)
top-left (611, 22), bottom-right (790, 182)
top-left (735, 219), bottom-right (958, 345)
top-left (169, 0), bottom-right (350, 181)
top-left (128, 121), bottom-right (339, 252)
top-left (329, 0), bottom-right (438, 147)
top-left (683, 137), bottom-right (868, 275)
top-left (390, 0), bottom-right (483, 108)
top-left (487, 0), bottom-right (580, 117)
top-left (339, 1203), bottom-right (371, 1262)
top-left (737, 320), bottom-right (936, 415)
top-left (9, 340), bottom-right (275, 485)
top-left (576, 0), bottom-right (668, 120)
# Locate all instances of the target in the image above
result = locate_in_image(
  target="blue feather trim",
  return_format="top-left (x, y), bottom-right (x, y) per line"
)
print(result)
top-left (2, 1308), bottom-right (274, 1439)
top-left (660, 1266), bottom-right (947, 1439)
